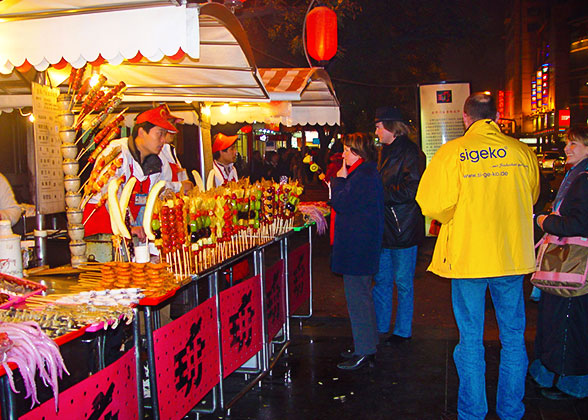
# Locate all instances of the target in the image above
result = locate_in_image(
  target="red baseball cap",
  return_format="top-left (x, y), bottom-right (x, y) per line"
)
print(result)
top-left (212, 133), bottom-right (238, 153)
top-left (136, 105), bottom-right (179, 133)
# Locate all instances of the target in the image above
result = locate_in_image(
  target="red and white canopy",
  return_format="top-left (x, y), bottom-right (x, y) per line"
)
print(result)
top-left (0, 1), bottom-right (339, 126)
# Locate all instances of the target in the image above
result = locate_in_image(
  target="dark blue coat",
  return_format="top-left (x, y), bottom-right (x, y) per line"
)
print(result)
top-left (330, 161), bottom-right (384, 275)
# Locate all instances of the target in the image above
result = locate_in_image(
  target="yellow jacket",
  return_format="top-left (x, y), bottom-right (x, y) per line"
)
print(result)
top-left (416, 119), bottom-right (540, 279)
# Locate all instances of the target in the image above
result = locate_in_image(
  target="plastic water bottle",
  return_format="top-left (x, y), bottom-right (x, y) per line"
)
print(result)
top-left (0, 220), bottom-right (23, 278)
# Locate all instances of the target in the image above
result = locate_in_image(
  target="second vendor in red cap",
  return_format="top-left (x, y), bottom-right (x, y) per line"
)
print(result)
top-left (83, 104), bottom-right (186, 243)
top-left (206, 132), bottom-right (239, 189)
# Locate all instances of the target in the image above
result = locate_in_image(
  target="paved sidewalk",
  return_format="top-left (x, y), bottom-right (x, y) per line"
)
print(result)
top-left (197, 224), bottom-right (587, 420)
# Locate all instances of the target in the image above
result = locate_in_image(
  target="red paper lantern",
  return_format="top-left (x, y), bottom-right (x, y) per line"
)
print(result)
top-left (306, 6), bottom-right (337, 62)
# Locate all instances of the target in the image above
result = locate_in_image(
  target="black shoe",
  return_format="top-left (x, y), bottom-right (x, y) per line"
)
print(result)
top-left (340, 349), bottom-right (354, 359)
top-left (337, 354), bottom-right (375, 370)
top-left (385, 334), bottom-right (411, 346)
top-left (540, 387), bottom-right (577, 400)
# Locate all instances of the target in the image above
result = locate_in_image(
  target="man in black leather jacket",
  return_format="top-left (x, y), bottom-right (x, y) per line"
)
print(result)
top-left (373, 107), bottom-right (425, 345)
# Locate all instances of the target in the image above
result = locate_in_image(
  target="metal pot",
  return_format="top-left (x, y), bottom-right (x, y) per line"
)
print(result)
top-left (59, 129), bottom-right (76, 144)
top-left (65, 191), bottom-right (82, 208)
top-left (66, 208), bottom-right (84, 224)
top-left (58, 112), bottom-right (75, 128)
top-left (67, 224), bottom-right (85, 241)
top-left (62, 159), bottom-right (79, 176)
top-left (63, 176), bottom-right (81, 193)
top-left (61, 143), bottom-right (78, 160)
top-left (69, 240), bottom-right (87, 257)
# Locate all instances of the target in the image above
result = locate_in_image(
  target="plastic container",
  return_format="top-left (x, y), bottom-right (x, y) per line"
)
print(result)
top-left (0, 220), bottom-right (23, 278)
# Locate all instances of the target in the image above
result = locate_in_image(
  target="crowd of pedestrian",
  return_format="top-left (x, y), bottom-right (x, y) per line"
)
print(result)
top-left (325, 92), bottom-right (588, 420)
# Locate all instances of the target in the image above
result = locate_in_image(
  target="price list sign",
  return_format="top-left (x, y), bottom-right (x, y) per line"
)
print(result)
top-left (32, 82), bottom-right (64, 214)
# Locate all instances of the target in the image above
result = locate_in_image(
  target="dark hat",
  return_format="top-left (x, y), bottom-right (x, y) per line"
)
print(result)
top-left (374, 107), bottom-right (405, 123)
top-left (212, 133), bottom-right (238, 153)
top-left (136, 105), bottom-right (179, 133)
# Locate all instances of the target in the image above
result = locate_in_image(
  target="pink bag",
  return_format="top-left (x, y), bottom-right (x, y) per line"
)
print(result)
top-left (531, 234), bottom-right (588, 298)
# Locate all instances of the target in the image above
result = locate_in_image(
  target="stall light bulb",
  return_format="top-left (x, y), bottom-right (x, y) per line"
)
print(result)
top-left (201, 106), bottom-right (211, 117)
top-left (220, 104), bottom-right (230, 115)
top-left (89, 73), bottom-right (101, 88)
top-left (28, 114), bottom-right (35, 123)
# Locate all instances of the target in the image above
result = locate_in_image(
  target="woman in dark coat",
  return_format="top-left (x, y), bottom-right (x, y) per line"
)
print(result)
top-left (531, 126), bottom-right (588, 399)
top-left (330, 132), bottom-right (384, 370)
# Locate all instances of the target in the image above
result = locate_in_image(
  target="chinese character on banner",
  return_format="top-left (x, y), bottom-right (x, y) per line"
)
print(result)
top-left (265, 260), bottom-right (286, 340)
top-left (220, 275), bottom-right (263, 378)
top-left (288, 243), bottom-right (311, 314)
top-left (20, 350), bottom-right (138, 420)
top-left (153, 297), bottom-right (220, 420)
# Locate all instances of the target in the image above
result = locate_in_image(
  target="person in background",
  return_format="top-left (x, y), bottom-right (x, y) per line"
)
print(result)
top-left (330, 132), bottom-right (384, 370)
top-left (263, 150), bottom-right (279, 182)
top-left (161, 108), bottom-right (193, 193)
top-left (416, 93), bottom-right (540, 420)
top-left (372, 107), bottom-right (425, 345)
top-left (249, 150), bottom-right (265, 183)
top-left (530, 125), bottom-right (588, 400)
top-left (207, 133), bottom-right (239, 189)
top-left (0, 173), bottom-right (22, 226)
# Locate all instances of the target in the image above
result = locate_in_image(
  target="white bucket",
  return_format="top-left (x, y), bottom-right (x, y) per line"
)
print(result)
top-left (0, 220), bottom-right (23, 278)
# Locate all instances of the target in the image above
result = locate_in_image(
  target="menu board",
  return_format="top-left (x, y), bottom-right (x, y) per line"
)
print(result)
top-left (31, 82), bottom-right (64, 214)
top-left (419, 82), bottom-right (470, 164)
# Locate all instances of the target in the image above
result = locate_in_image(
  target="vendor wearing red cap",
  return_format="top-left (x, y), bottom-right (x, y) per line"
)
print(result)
top-left (206, 132), bottom-right (239, 190)
top-left (84, 104), bottom-right (183, 242)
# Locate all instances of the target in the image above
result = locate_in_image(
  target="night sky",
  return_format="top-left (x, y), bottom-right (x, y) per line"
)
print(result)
top-left (240, 0), bottom-right (508, 130)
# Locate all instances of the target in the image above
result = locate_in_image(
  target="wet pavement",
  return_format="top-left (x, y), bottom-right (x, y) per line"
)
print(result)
top-left (196, 185), bottom-right (587, 420)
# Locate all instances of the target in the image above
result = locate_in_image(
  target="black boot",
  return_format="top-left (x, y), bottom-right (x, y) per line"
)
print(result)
top-left (337, 354), bottom-right (375, 370)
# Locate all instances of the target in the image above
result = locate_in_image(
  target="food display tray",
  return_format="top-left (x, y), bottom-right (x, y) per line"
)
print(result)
top-left (0, 273), bottom-right (46, 310)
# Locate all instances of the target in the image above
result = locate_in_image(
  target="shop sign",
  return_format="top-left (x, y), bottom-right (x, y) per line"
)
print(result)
top-left (558, 110), bottom-right (571, 129)
top-left (21, 349), bottom-right (138, 420)
top-left (220, 275), bottom-right (263, 378)
top-left (265, 259), bottom-right (286, 340)
top-left (153, 296), bottom-right (220, 420)
top-left (288, 243), bottom-right (311, 314)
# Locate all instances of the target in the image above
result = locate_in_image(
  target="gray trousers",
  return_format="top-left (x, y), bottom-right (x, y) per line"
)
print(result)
top-left (343, 274), bottom-right (378, 355)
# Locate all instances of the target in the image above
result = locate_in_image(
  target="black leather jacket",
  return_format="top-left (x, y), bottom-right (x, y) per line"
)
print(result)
top-left (378, 135), bottom-right (426, 248)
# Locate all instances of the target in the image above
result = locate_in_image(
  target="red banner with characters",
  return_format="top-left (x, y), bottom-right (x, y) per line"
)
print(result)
top-left (153, 296), bottom-right (220, 420)
top-left (265, 259), bottom-right (286, 340)
top-left (220, 275), bottom-right (263, 378)
top-left (20, 348), bottom-right (138, 420)
top-left (288, 243), bottom-right (310, 314)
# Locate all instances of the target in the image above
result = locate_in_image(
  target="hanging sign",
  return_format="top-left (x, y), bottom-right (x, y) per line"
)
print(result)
top-left (220, 275), bottom-right (263, 378)
top-left (265, 259), bottom-right (286, 340)
top-left (288, 243), bottom-right (310, 314)
top-left (20, 349), bottom-right (138, 420)
top-left (153, 296), bottom-right (220, 420)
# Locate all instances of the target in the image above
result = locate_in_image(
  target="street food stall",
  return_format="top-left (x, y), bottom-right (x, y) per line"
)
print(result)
top-left (0, 1), bottom-right (335, 418)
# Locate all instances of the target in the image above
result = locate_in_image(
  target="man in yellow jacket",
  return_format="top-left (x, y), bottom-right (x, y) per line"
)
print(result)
top-left (416, 93), bottom-right (539, 420)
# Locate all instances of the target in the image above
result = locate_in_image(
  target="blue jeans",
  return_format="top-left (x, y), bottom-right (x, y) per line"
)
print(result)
top-left (452, 276), bottom-right (527, 420)
top-left (372, 246), bottom-right (417, 337)
top-left (529, 359), bottom-right (588, 398)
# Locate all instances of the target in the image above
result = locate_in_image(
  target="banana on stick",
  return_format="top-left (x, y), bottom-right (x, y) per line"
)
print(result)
top-left (143, 180), bottom-right (166, 241)
top-left (107, 177), bottom-right (127, 239)
top-left (118, 177), bottom-right (137, 239)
